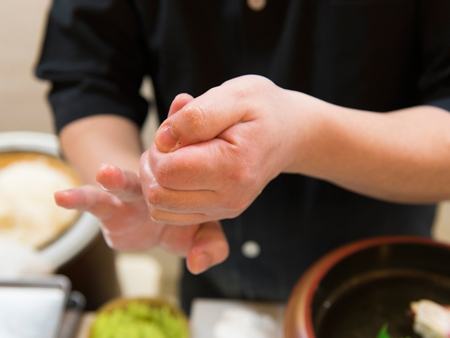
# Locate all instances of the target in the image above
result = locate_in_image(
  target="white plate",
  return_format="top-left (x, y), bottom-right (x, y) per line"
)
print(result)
top-left (0, 132), bottom-right (99, 268)
top-left (190, 298), bottom-right (285, 338)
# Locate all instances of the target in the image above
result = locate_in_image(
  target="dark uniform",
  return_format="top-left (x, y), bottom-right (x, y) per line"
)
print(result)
top-left (36, 0), bottom-right (450, 313)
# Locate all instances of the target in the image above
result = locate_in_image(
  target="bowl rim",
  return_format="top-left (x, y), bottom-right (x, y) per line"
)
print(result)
top-left (0, 131), bottom-right (100, 269)
top-left (284, 235), bottom-right (450, 338)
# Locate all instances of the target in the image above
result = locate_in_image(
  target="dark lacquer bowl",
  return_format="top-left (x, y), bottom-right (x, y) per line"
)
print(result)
top-left (284, 236), bottom-right (450, 338)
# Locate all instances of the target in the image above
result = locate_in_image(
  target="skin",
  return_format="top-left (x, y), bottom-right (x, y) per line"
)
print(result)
top-left (56, 74), bottom-right (450, 273)
top-left (55, 99), bottom-right (229, 275)
top-left (144, 75), bottom-right (450, 225)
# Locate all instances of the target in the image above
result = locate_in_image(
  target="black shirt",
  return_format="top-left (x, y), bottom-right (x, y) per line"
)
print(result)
top-left (36, 0), bottom-right (450, 312)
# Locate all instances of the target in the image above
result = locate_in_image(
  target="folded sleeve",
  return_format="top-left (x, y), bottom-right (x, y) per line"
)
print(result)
top-left (35, 0), bottom-right (149, 133)
top-left (417, 0), bottom-right (450, 112)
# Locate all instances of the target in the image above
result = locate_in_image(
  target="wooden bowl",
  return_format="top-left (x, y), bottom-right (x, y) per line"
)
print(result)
top-left (284, 236), bottom-right (450, 338)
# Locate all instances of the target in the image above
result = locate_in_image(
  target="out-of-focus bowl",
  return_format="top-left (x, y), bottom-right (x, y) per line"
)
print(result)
top-left (89, 297), bottom-right (190, 338)
top-left (284, 236), bottom-right (450, 338)
top-left (0, 132), bottom-right (99, 269)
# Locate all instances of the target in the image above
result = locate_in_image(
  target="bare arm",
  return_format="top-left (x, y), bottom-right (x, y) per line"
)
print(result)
top-left (143, 76), bottom-right (450, 226)
top-left (59, 114), bottom-right (143, 184)
top-left (284, 93), bottom-right (450, 204)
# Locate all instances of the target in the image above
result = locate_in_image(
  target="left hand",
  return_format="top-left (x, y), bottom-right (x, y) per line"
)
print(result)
top-left (55, 163), bottom-right (229, 274)
top-left (140, 75), bottom-right (315, 225)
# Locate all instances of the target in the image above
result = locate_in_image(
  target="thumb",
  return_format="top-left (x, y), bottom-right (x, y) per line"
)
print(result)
top-left (155, 84), bottom-right (245, 152)
top-left (167, 93), bottom-right (194, 118)
top-left (186, 221), bottom-right (229, 275)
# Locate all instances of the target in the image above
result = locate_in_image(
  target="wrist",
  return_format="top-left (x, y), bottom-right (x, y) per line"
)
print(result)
top-left (280, 90), bottom-right (335, 176)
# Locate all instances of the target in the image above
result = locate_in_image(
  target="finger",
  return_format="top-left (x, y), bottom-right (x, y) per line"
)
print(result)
top-left (54, 185), bottom-right (120, 221)
top-left (144, 183), bottom-right (221, 214)
top-left (157, 224), bottom-right (201, 256)
top-left (186, 221), bottom-right (229, 275)
top-left (167, 93), bottom-right (194, 118)
top-left (96, 163), bottom-right (142, 202)
top-left (155, 83), bottom-right (247, 152)
top-left (102, 220), bottom-right (163, 252)
top-left (148, 207), bottom-right (211, 226)
top-left (148, 141), bottom-right (230, 191)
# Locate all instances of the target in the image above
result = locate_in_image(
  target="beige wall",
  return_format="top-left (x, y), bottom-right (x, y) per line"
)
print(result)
top-left (1, 0), bottom-right (449, 244)
top-left (0, 0), bottom-right (159, 140)
top-left (0, 0), bottom-right (53, 133)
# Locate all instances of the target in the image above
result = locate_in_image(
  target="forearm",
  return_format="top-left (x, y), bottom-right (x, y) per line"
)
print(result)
top-left (285, 92), bottom-right (450, 203)
top-left (59, 115), bottom-right (143, 185)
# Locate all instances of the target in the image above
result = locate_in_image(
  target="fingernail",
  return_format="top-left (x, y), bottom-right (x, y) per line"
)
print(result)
top-left (192, 252), bottom-right (212, 275)
top-left (155, 124), bottom-right (178, 152)
top-left (54, 189), bottom-right (72, 197)
top-left (97, 182), bottom-right (109, 192)
top-left (54, 190), bottom-right (77, 208)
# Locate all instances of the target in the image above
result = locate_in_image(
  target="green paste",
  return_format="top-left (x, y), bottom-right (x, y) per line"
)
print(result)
top-left (90, 301), bottom-right (189, 338)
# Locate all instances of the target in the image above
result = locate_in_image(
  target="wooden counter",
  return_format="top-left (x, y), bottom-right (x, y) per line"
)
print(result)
top-left (74, 313), bottom-right (94, 338)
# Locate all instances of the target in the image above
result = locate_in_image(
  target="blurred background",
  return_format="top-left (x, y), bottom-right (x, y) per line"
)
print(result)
top-left (1, 0), bottom-right (449, 306)
top-left (0, 0), bottom-right (181, 305)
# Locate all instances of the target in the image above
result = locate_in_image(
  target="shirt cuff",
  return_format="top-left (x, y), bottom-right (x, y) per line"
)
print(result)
top-left (49, 89), bottom-right (149, 133)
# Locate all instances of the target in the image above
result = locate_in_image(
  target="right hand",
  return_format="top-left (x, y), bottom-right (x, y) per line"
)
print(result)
top-left (54, 164), bottom-right (229, 274)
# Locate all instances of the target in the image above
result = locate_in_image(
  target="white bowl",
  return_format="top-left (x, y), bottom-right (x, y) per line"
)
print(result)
top-left (0, 132), bottom-right (99, 269)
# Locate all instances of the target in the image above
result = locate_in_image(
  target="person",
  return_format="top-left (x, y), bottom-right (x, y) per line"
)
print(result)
top-left (36, 0), bottom-right (450, 314)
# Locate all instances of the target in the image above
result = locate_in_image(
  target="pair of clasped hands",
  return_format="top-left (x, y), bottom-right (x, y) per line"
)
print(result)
top-left (55, 76), bottom-right (318, 274)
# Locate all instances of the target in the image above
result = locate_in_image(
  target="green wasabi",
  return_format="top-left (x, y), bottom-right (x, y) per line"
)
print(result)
top-left (90, 301), bottom-right (189, 338)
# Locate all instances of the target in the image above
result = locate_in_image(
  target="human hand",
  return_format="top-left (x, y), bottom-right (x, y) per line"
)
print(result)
top-left (141, 75), bottom-right (314, 225)
top-left (54, 164), bottom-right (229, 274)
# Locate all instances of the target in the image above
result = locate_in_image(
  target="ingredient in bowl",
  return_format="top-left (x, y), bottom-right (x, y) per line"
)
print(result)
top-left (0, 156), bottom-right (79, 248)
top-left (376, 323), bottom-right (410, 338)
top-left (376, 300), bottom-right (450, 338)
top-left (411, 300), bottom-right (450, 338)
top-left (90, 301), bottom-right (188, 338)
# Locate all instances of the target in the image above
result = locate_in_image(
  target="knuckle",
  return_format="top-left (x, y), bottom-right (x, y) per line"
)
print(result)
top-left (152, 160), bottom-right (173, 187)
top-left (229, 165), bottom-right (253, 185)
top-left (228, 75), bottom-right (274, 100)
top-left (147, 186), bottom-right (162, 206)
top-left (153, 169), bottom-right (168, 187)
top-left (227, 197), bottom-right (249, 215)
top-left (230, 82), bottom-right (253, 102)
top-left (223, 167), bottom-right (255, 215)
top-left (223, 187), bottom-right (250, 214)
top-left (181, 104), bottom-right (207, 139)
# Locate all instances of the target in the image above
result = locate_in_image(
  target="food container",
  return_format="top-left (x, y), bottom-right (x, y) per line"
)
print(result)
top-left (0, 131), bottom-right (99, 269)
top-left (284, 236), bottom-right (450, 338)
top-left (89, 297), bottom-right (190, 338)
top-left (0, 275), bottom-right (85, 338)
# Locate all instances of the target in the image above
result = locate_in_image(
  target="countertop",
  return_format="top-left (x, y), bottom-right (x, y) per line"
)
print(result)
top-left (74, 314), bottom-right (94, 338)
top-left (74, 299), bottom-right (285, 338)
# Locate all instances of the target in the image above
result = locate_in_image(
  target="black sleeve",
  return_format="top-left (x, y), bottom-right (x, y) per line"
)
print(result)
top-left (35, 0), bottom-right (149, 133)
top-left (417, 0), bottom-right (450, 112)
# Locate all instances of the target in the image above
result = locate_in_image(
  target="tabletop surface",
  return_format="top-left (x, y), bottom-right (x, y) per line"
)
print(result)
top-left (74, 299), bottom-right (286, 338)
top-left (74, 313), bottom-right (94, 338)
